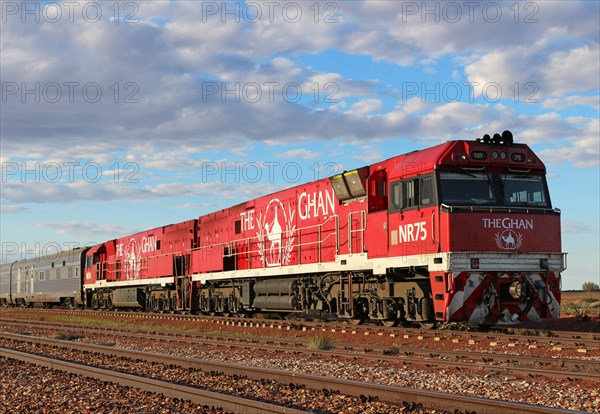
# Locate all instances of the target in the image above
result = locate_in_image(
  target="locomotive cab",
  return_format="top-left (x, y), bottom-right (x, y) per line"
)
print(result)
top-left (429, 134), bottom-right (564, 324)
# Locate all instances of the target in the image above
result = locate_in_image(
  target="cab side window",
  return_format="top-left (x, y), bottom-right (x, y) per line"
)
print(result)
top-left (420, 175), bottom-right (434, 206)
top-left (389, 174), bottom-right (435, 212)
top-left (390, 181), bottom-right (401, 212)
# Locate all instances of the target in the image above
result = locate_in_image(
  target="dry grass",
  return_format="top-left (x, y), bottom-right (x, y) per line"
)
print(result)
top-left (561, 290), bottom-right (600, 317)
top-left (307, 335), bottom-right (334, 350)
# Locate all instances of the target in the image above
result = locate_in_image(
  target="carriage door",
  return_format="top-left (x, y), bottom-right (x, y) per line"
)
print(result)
top-left (29, 266), bottom-right (34, 295)
top-left (365, 168), bottom-right (389, 258)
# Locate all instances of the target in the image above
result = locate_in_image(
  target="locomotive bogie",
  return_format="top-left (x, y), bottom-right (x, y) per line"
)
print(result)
top-left (193, 272), bottom-right (435, 325)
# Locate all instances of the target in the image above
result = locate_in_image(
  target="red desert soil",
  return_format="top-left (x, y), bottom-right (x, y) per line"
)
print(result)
top-left (516, 315), bottom-right (600, 333)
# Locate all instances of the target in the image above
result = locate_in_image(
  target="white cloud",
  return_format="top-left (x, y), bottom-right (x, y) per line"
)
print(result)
top-left (34, 221), bottom-right (138, 240)
top-left (277, 149), bottom-right (322, 160)
top-left (542, 44), bottom-right (600, 96)
top-left (542, 95), bottom-right (600, 111)
top-left (1, 0), bottom-right (598, 191)
top-left (347, 99), bottom-right (383, 116)
top-left (562, 220), bottom-right (599, 235)
top-left (0, 204), bottom-right (29, 214)
top-left (537, 117), bottom-right (600, 168)
top-left (465, 43), bottom-right (600, 99)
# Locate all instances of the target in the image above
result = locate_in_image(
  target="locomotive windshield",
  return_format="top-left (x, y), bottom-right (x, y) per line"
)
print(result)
top-left (438, 171), bottom-right (550, 208)
top-left (501, 173), bottom-right (548, 207)
top-left (438, 171), bottom-right (495, 205)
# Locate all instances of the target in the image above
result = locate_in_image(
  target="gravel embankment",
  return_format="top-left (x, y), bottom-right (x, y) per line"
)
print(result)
top-left (0, 357), bottom-right (227, 414)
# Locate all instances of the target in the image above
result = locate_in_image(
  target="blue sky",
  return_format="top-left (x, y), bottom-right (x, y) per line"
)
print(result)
top-left (1, 1), bottom-right (598, 289)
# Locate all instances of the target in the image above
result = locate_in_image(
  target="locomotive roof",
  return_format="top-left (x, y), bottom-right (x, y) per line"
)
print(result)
top-left (382, 139), bottom-right (545, 178)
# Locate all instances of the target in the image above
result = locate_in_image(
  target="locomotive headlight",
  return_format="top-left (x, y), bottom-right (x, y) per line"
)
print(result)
top-left (491, 151), bottom-right (499, 160)
top-left (509, 281), bottom-right (522, 299)
top-left (500, 151), bottom-right (507, 160)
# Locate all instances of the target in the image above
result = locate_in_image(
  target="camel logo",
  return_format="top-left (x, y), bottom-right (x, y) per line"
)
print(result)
top-left (124, 238), bottom-right (142, 279)
top-left (256, 198), bottom-right (296, 267)
top-left (495, 230), bottom-right (523, 250)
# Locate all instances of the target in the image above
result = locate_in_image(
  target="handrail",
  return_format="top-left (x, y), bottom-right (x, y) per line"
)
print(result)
top-left (92, 215), bottom-right (343, 275)
top-left (431, 211), bottom-right (435, 244)
top-left (440, 203), bottom-right (560, 214)
top-left (193, 214), bottom-right (340, 267)
top-left (348, 211), bottom-right (366, 254)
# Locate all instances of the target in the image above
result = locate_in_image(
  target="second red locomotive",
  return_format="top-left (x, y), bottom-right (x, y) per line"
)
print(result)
top-left (80, 131), bottom-right (565, 325)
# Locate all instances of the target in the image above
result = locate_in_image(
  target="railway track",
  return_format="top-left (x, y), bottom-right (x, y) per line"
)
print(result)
top-left (2, 307), bottom-right (599, 346)
top-left (0, 333), bottom-right (578, 414)
top-left (0, 348), bottom-right (301, 414)
top-left (1, 319), bottom-right (598, 381)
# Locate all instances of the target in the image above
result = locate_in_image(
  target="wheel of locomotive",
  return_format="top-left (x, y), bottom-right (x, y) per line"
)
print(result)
top-left (419, 297), bottom-right (435, 329)
top-left (151, 297), bottom-right (160, 313)
top-left (238, 310), bottom-right (253, 318)
top-left (381, 299), bottom-right (399, 327)
top-left (349, 298), bottom-right (367, 325)
top-left (381, 319), bottom-right (398, 327)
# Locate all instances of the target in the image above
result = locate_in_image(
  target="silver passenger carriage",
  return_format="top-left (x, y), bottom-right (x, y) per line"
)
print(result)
top-left (1, 247), bottom-right (87, 308)
top-left (0, 262), bottom-right (12, 306)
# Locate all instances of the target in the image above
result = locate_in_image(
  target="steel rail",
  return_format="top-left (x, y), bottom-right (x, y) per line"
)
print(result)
top-left (0, 347), bottom-right (306, 414)
top-left (0, 333), bottom-right (581, 414)
top-left (2, 318), bottom-right (597, 377)
top-left (3, 307), bottom-right (599, 343)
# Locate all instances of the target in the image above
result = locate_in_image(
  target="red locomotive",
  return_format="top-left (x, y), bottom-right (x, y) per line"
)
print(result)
top-left (83, 131), bottom-right (565, 325)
